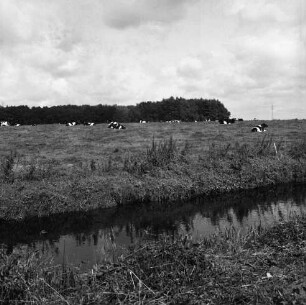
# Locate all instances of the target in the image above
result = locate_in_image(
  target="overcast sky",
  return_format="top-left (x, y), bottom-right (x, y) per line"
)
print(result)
top-left (0, 0), bottom-right (305, 119)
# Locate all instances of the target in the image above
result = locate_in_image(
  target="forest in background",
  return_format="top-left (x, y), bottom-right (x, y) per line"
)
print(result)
top-left (0, 97), bottom-right (230, 125)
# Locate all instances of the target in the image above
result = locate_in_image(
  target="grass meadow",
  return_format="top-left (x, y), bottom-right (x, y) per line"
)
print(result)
top-left (0, 119), bottom-right (305, 220)
top-left (0, 119), bottom-right (305, 164)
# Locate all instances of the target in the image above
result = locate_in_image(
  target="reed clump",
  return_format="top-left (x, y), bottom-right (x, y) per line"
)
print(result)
top-left (123, 136), bottom-right (191, 174)
top-left (1, 150), bottom-right (18, 183)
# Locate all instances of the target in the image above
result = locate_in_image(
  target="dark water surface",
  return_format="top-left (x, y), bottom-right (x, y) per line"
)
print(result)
top-left (1, 183), bottom-right (306, 270)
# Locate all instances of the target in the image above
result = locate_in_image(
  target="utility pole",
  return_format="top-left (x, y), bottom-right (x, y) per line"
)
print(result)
top-left (271, 104), bottom-right (274, 120)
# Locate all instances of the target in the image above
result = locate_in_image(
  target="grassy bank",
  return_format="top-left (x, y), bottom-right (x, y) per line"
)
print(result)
top-left (0, 120), bottom-right (306, 220)
top-left (1, 214), bottom-right (306, 304)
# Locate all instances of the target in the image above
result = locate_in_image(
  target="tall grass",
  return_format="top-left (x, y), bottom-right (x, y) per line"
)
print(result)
top-left (123, 136), bottom-right (191, 174)
top-left (289, 139), bottom-right (306, 159)
top-left (146, 136), bottom-right (178, 167)
top-left (1, 150), bottom-right (18, 183)
top-left (0, 152), bottom-right (56, 183)
top-left (207, 135), bottom-right (282, 161)
top-left (0, 248), bottom-right (78, 304)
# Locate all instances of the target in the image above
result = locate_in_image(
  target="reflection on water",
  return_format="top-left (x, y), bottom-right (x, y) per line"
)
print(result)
top-left (1, 183), bottom-right (306, 270)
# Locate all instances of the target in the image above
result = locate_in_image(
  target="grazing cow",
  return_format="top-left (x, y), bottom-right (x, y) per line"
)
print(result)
top-left (139, 120), bottom-right (147, 123)
top-left (0, 121), bottom-right (10, 126)
top-left (107, 121), bottom-right (126, 129)
top-left (66, 122), bottom-right (77, 126)
top-left (251, 123), bottom-right (268, 132)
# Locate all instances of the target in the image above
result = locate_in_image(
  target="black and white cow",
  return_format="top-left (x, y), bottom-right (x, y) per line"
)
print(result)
top-left (107, 121), bottom-right (126, 129)
top-left (0, 121), bottom-right (10, 126)
top-left (219, 118), bottom-right (236, 124)
top-left (83, 122), bottom-right (95, 126)
top-left (66, 122), bottom-right (77, 126)
top-left (251, 123), bottom-right (268, 132)
top-left (166, 120), bottom-right (181, 123)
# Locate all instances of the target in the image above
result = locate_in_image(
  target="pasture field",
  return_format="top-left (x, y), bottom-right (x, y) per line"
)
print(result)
top-left (0, 119), bottom-right (305, 162)
top-left (0, 119), bottom-right (305, 220)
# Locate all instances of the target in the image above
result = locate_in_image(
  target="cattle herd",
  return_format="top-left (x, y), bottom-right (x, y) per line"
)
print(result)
top-left (218, 118), bottom-right (244, 124)
top-left (0, 121), bottom-right (20, 126)
top-left (65, 121), bottom-right (95, 126)
top-left (0, 121), bottom-right (96, 127)
top-left (0, 119), bottom-right (269, 132)
top-left (217, 118), bottom-right (268, 132)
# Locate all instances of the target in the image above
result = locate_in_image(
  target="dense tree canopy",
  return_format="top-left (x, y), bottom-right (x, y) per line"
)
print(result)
top-left (0, 97), bottom-right (230, 125)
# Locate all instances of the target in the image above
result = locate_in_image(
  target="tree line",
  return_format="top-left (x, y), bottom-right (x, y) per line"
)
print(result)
top-left (0, 97), bottom-right (230, 125)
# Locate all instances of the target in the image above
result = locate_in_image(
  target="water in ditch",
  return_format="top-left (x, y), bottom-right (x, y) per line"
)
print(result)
top-left (1, 183), bottom-right (306, 270)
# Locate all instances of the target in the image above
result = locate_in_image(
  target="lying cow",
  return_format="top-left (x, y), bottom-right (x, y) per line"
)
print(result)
top-left (251, 123), bottom-right (268, 132)
top-left (107, 121), bottom-right (126, 129)
top-left (66, 122), bottom-right (77, 126)
top-left (83, 122), bottom-right (95, 126)
top-left (219, 118), bottom-right (236, 124)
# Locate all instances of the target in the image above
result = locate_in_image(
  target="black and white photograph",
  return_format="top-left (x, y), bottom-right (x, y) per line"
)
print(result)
top-left (1, 0), bottom-right (306, 303)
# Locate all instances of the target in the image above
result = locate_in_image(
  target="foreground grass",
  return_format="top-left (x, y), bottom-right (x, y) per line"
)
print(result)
top-left (1, 214), bottom-right (306, 304)
top-left (0, 120), bottom-right (306, 220)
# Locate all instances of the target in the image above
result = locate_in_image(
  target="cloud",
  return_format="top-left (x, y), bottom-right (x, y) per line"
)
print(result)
top-left (177, 57), bottom-right (203, 79)
top-left (156, 13), bottom-right (305, 119)
top-left (0, 0), bottom-right (305, 120)
top-left (102, 0), bottom-right (197, 29)
top-left (0, 1), bottom-right (34, 45)
top-left (228, 0), bottom-right (292, 23)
